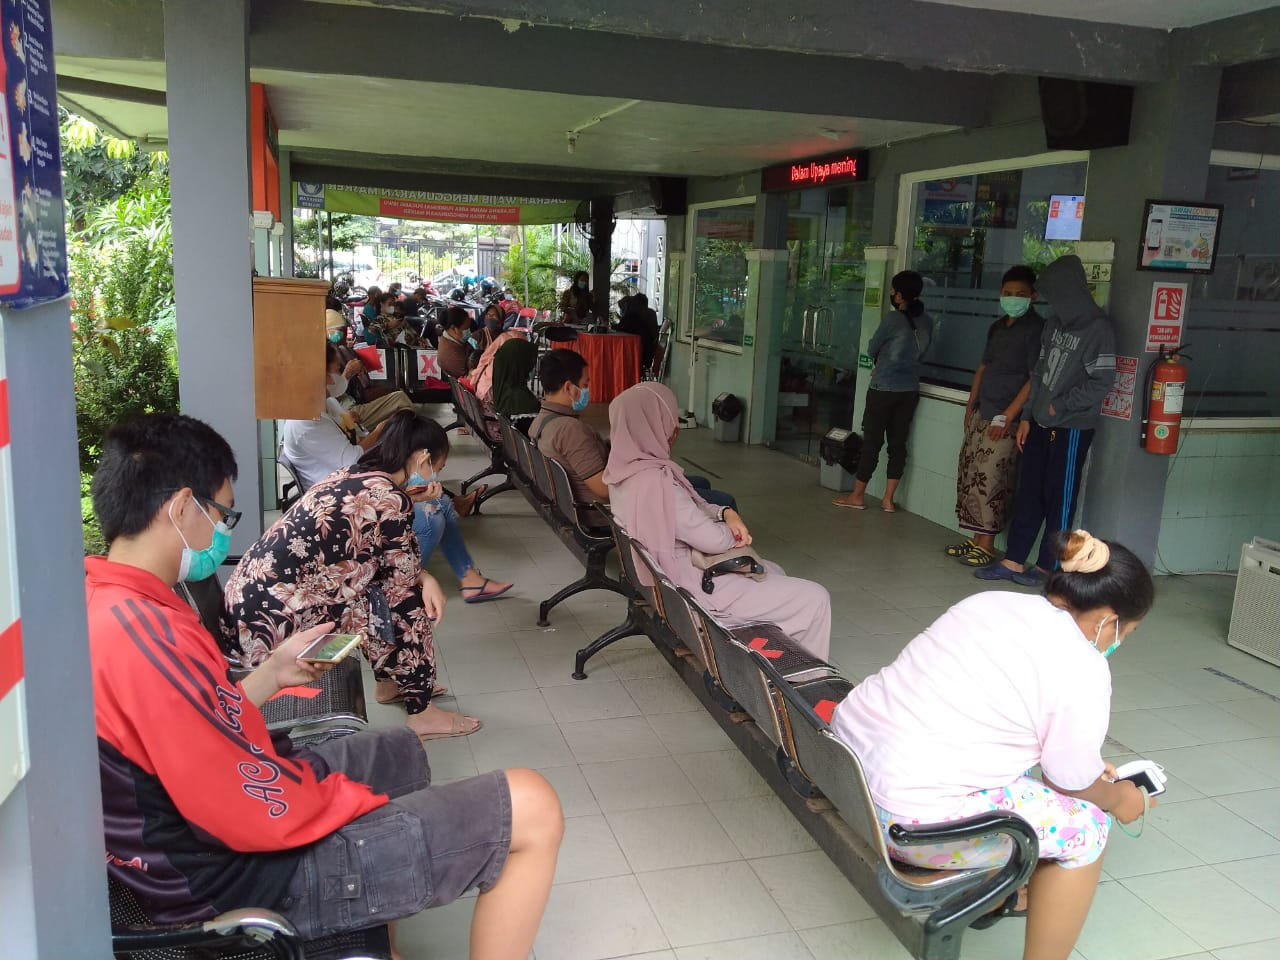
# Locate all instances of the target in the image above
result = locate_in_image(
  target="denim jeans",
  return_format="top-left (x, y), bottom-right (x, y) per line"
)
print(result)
top-left (412, 497), bottom-right (475, 580)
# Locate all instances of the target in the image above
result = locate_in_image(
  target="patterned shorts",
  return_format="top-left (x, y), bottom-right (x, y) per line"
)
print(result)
top-left (878, 775), bottom-right (1110, 871)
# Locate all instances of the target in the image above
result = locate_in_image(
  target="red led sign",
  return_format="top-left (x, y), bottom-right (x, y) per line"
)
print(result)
top-left (761, 150), bottom-right (870, 192)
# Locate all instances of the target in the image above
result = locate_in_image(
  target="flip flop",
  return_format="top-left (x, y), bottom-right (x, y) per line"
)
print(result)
top-left (882, 503), bottom-right (898, 513)
top-left (454, 484), bottom-right (489, 517)
top-left (417, 713), bottom-right (483, 741)
top-left (833, 498), bottom-right (866, 510)
top-left (377, 681), bottom-right (449, 703)
top-left (461, 578), bottom-right (514, 604)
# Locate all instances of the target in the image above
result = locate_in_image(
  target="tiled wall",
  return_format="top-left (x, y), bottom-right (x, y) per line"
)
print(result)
top-left (1158, 429), bottom-right (1280, 573)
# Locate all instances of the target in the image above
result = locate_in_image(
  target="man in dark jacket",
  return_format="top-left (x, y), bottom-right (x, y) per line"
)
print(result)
top-left (976, 255), bottom-right (1117, 586)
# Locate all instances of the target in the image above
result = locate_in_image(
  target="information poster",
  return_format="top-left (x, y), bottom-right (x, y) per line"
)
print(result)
top-left (1138, 200), bottom-right (1223, 273)
top-left (973, 171), bottom-right (1022, 229)
top-left (0, 0), bottom-right (66, 308)
top-left (294, 182), bottom-right (578, 225)
top-left (1145, 281), bottom-right (1188, 352)
top-left (1100, 355), bottom-right (1138, 421)
top-left (920, 177), bottom-right (975, 226)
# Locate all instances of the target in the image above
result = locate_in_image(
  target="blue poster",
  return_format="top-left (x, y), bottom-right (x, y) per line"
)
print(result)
top-left (0, 0), bottom-right (67, 308)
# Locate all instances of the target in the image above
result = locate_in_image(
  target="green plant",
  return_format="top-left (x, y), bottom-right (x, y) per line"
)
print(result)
top-left (502, 226), bottom-right (626, 311)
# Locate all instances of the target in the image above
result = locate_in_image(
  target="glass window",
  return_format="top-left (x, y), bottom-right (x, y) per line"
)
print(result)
top-left (1185, 165), bottom-right (1280, 418)
top-left (689, 204), bottom-right (755, 346)
top-left (905, 161), bottom-right (1089, 389)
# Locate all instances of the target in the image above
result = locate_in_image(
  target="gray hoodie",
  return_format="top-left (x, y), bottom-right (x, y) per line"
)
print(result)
top-left (1028, 255), bottom-right (1117, 430)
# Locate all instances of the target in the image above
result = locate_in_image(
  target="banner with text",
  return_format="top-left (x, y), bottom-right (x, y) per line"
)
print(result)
top-left (293, 182), bottom-right (578, 225)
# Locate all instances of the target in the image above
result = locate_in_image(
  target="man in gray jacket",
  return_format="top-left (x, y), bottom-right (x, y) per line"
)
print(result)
top-left (975, 255), bottom-right (1116, 586)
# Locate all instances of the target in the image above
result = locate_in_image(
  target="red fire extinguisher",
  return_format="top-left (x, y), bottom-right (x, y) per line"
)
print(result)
top-left (1141, 344), bottom-right (1190, 455)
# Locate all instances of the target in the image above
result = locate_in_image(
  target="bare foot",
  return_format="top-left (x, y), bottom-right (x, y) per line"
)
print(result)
top-left (833, 495), bottom-right (866, 509)
top-left (881, 499), bottom-right (897, 513)
top-left (453, 489), bottom-right (479, 516)
top-left (406, 703), bottom-right (482, 739)
top-left (375, 679), bottom-right (404, 704)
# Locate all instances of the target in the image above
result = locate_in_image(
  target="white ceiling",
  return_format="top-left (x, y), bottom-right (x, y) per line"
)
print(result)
top-left (57, 56), bottom-right (955, 179)
top-left (917, 0), bottom-right (1280, 28)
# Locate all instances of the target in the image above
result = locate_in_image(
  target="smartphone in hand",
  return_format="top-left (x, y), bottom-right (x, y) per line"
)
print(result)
top-left (296, 633), bottom-right (363, 664)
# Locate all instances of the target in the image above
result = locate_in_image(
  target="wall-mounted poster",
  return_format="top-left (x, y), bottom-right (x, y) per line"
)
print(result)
top-left (0, 0), bottom-right (67, 308)
top-left (1137, 200), bottom-right (1223, 273)
top-left (973, 171), bottom-right (1022, 229)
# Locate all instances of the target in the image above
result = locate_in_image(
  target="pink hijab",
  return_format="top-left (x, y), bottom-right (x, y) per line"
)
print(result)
top-left (602, 382), bottom-right (697, 555)
top-left (473, 330), bottom-right (524, 401)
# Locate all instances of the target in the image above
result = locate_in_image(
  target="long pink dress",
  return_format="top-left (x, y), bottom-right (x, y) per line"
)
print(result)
top-left (609, 475), bottom-right (832, 661)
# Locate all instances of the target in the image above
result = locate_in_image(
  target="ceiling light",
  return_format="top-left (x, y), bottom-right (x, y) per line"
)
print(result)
top-left (567, 132), bottom-right (577, 155)
top-left (818, 127), bottom-right (842, 141)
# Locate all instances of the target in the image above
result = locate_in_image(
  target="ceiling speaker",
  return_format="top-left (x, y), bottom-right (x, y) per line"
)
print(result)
top-left (1039, 78), bottom-right (1134, 150)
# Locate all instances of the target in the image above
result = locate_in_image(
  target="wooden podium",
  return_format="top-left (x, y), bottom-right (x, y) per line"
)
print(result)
top-left (252, 277), bottom-right (330, 420)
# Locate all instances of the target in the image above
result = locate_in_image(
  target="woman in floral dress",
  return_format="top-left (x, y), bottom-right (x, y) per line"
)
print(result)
top-left (220, 410), bottom-right (481, 739)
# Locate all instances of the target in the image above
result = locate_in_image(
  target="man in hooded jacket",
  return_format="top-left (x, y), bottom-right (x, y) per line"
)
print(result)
top-left (975, 255), bottom-right (1116, 586)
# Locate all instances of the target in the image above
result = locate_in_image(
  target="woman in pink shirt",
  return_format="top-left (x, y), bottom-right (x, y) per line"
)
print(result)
top-left (831, 529), bottom-right (1155, 960)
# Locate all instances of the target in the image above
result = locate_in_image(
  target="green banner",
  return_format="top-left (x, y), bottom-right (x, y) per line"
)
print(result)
top-left (293, 182), bottom-right (578, 225)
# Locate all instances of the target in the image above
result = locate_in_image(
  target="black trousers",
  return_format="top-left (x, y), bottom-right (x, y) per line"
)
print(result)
top-left (856, 388), bottom-right (921, 483)
top-left (1005, 422), bottom-right (1094, 571)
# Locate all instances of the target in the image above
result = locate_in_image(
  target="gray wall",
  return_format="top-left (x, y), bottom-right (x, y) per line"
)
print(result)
top-left (0, 303), bottom-right (110, 959)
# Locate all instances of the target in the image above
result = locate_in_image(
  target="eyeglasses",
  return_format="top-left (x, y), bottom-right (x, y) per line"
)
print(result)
top-left (195, 495), bottom-right (242, 530)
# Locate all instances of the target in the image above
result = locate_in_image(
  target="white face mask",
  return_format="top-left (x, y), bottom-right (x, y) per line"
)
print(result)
top-left (326, 372), bottom-right (349, 398)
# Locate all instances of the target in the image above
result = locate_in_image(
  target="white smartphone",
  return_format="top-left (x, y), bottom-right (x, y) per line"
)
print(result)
top-left (1114, 759), bottom-right (1167, 796)
top-left (296, 632), bottom-right (363, 664)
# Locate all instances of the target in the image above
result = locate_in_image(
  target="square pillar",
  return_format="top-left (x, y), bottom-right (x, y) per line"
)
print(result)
top-left (1078, 67), bottom-right (1222, 566)
top-left (164, 0), bottom-right (262, 545)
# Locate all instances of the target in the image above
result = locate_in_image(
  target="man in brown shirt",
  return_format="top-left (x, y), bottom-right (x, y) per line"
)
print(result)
top-left (530, 350), bottom-right (608, 527)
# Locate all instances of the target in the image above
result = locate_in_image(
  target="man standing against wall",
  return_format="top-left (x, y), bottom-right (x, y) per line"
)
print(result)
top-left (975, 255), bottom-right (1116, 586)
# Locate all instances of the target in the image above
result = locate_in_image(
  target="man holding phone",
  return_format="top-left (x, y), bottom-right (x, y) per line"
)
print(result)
top-left (86, 413), bottom-right (562, 955)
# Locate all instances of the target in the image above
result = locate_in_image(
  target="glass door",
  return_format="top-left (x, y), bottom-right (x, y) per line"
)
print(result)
top-left (773, 185), bottom-right (873, 461)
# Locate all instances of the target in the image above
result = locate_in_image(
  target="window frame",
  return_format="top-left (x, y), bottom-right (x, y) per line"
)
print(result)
top-left (681, 195), bottom-right (757, 353)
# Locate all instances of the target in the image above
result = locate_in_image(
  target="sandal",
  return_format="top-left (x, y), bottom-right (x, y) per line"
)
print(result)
top-left (970, 891), bottom-right (1028, 930)
top-left (960, 546), bottom-right (998, 567)
top-left (415, 711), bottom-right (483, 741)
top-left (454, 484), bottom-right (488, 517)
top-left (833, 498), bottom-right (866, 510)
top-left (945, 539), bottom-right (976, 558)
top-left (461, 578), bottom-right (514, 604)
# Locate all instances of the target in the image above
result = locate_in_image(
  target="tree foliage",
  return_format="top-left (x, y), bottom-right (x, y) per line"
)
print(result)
top-left (60, 109), bottom-right (167, 231)
top-left (501, 225), bottom-right (626, 311)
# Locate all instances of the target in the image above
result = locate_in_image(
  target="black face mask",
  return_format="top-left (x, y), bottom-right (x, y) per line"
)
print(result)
top-left (485, 318), bottom-right (502, 333)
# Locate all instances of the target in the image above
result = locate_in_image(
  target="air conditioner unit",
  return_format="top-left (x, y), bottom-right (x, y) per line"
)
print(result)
top-left (1227, 537), bottom-right (1280, 667)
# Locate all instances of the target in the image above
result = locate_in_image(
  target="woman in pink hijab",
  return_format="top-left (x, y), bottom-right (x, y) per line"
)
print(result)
top-left (603, 382), bottom-right (831, 660)
top-left (469, 330), bottom-right (525, 440)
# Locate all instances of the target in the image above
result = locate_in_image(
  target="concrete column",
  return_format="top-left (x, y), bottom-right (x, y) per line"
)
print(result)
top-left (1079, 67), bottom-right (1222, 566)
top-left (0, 304), bottom-right (111, 959)
top-left (164, 0), bottom-right (262, 546)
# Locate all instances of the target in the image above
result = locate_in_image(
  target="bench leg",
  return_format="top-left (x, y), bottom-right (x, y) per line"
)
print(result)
top-left (537, 547), bottom-right (627, 625)
top-left (573, 602), bottom-right (648, 679)
top-left (471, 478), bottom-right (514, 515)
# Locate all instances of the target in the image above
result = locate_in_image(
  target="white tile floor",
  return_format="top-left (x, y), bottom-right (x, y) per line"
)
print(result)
top-left (374, 413), bottom-right (1280, 960)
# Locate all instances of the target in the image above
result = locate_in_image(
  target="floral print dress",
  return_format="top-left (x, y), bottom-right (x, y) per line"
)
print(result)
top-left (220, 467), bottom-right (437, 713)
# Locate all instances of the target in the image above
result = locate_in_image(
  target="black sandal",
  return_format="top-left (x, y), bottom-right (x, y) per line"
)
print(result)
top-left (970, 892), bottom-right (1028, 930)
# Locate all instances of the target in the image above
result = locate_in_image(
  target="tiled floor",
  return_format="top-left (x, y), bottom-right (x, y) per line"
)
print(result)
top-left (377, 411), bottom-right (1280, 960)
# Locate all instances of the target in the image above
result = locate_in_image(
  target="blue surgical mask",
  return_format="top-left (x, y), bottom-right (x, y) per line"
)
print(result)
top-left (577, 280), bottom-right (588, 291)
top-left (328, 330), bottom-right (343, 343)
top-left (405, 455), bottom-right (437, 490)
top-left (466, 335), bottom-right (478, 349)
top-left (572, 384), bottom-right (590, 412)
top-left (1000, 295), bottom-right (1032, 318)
top-left (171, 500), bottom-right (231, 582)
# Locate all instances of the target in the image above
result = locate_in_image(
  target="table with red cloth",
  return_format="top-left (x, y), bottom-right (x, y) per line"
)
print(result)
top-left (551, 331), bottom-right (642, 403)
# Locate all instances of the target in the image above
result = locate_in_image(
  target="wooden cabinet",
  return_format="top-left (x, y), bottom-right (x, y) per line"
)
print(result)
top-left (252, 277), bottom-right (330, 420)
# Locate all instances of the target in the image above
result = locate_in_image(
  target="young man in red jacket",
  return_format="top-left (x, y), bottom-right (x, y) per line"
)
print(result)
top-left (86, 413), bottom-right (561, 957)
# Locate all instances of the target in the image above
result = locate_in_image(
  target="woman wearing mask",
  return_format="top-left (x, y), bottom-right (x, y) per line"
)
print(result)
top-left (604, 382), bottom-right (832, 659)
top-left (830, 530), bottom-right (1155, 960)
top-left (221, 410), bottom-right (483, 739)
top-left (408, 417), bottom-right (514, 604)
top-left (437, 305), bottom-right (474, 380)
top-left (358, 285), bottom-right (383, 335)
top-left (559, 271), bottom-right (595, 324)
top-left (834, 270), bottom-right (933, 513)
top-left (475, 303), bottom-right (506, 353)
top-left (363, 293), bottom-right (400, 347)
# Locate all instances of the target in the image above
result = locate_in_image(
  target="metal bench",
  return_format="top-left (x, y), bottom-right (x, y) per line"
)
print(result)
top-left (446, 375), bottom-right (513, 511)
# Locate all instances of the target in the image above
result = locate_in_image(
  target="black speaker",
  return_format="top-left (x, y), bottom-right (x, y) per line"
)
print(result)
top-left (1038, 78), bottom-right (1134, 150)
top-left (650, 177), bottom-right (688, 217)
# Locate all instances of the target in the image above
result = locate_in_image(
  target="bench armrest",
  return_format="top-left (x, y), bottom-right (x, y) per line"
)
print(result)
top-left (113, 907), bottom-right (304, 960)
top-left (891, 812), bottom-right (1038, 938)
